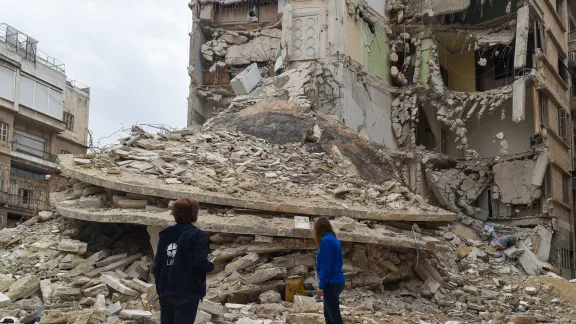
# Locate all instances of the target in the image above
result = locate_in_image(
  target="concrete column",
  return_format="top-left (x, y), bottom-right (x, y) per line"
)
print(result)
top-left (147, 226), bottom-right (165, 257)
top-left (419, 39), bottom-right (434, 84)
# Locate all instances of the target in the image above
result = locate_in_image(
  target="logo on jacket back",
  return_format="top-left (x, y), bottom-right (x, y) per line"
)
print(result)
top-left (166, 243), bottom-right (177, 266)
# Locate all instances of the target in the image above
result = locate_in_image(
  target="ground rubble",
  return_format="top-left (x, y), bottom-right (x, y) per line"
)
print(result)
top-left (2, 215), bottom-right (576, 323)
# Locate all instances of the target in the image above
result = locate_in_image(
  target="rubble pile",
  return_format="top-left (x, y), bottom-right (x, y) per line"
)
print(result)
top-left (0, 215), bottom-right (159, 323)
top-left (72, 124), bottom-right (442, 215)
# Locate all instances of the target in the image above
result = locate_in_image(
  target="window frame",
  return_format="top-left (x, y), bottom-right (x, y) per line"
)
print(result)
top-left (63, 111), bottom-right (74, 131)
top-left (563, 174), bottom-right (570, 205)
top-left (539, 91), bottom-right (549, 127)
top-left (0, 122), bottom-right (9, 142)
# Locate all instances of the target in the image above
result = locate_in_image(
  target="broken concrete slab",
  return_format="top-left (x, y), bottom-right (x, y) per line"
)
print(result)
top-left (199, 299), bottom-right (227, 316)
top-left (56, 239), bottom-right (88, 255)
top-left (514, 5), bottom-right (530, 69)
top-left (87, 254), bottom-right (142, 277)
top-left (455, 223), bottom-right (477, 240)
top-left (517, 242), bottom-right (543, 275)
top-left (117, 199), bottom-right (148, 209)
top-left (100, 274), bottom-right (139, 296)
top-left (493, 159), bottom-right (541, 205)
top-left (82, 283), bottom-right (109, 298)
top-left (244, 267), bottom-right (287, 285)
top-left (5, 275), bottom-right (39, 302)
top-left (512, 77), bottom-right (526, 122)
top-left (57, 155), bottom-right (456, 224)
top-left (531, 152), bottom-right (549, 186)
top-left (225, 253), bottom-right (259, 274)
top-left (108, 301), bottom-right (122, 315)
top-left (54, 203), bottom-right (448, 252)
top-left (119, 309), bottom-right (153, 320)
top-left (535, 225), bottom-right (553, 262)
top-left (95, 253), bottom-right (128, 267)
top-left (40, 279), bottom-right (52, 303)
top-left (53, 287), bottom-right (81, 298)
top-left (78, 194), bottom-right (108, 209)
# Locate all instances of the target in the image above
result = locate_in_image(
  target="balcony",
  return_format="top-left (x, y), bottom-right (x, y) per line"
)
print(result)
top-left (11, 133), bottom-right (58, 170)
top-left (0, 192), bottom-right (48, 211)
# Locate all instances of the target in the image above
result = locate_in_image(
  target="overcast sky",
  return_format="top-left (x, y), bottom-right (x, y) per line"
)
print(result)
top-left (3, 0), bottom-right (191, 147)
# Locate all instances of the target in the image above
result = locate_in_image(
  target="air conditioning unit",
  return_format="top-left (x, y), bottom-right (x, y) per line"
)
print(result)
top-left (247, 6), bottom-right (259, 22)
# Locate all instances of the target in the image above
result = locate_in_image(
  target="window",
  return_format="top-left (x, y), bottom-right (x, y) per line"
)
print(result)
top-left (0, 65), bottom-right (16, 102)
top-left (558, 56), bottom-right (569, 85)
top-left (539, 91), bottom-right (549, 127)
top-left (19, 75), bottom-right (63, 120)
top-left (18, 188), bottom-right (31, 205)
top-left (545, 165), bottom-right (553, 197)
top-left (559, 108), bottom-right (568, 140)
top-left (61, 150), bottom-right (71, 155)
top-left (562, 174), bottom-right (569, 204)
top-left (0, 122), bottom-right (8, 142)
top-left (63, 112), bottom-right (74, 131)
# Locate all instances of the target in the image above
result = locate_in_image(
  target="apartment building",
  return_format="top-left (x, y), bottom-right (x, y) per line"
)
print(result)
top-left (0, 23), bottom-right (90, 227)
top-left (188, 0), bottom-right (576, 277)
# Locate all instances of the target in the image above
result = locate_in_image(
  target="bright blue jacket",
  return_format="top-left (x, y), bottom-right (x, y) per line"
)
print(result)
top-left (316, 233), bottom-right (345, 290)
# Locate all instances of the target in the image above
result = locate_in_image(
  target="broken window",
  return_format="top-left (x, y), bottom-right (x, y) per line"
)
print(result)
top-left (562, 174), bottom-right (569, 204)
top-left (63, 112), bottom-right (74, 131)
top-left (539, 91), bottom-right (549, 127)
top-left (18, 188), bottom-right (31, 205)
top-left (559, 108), bottom-right (568, 140)
top-left (545, 165), bottom-right (553, 197)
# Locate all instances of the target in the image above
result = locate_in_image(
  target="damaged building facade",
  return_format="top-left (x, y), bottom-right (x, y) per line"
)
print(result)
top-left (0, 23), bottom-right (91, 228)
top-left (187, 0), bottom-right (576, 278)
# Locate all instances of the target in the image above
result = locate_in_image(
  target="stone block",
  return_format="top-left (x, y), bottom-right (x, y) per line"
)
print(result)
top-left (118, 199), bottom-right (148, 209)
top-left (57, 239), bottom-right (88, 255)
top-left (95, 253), bottom-right (128, 267)
top-left (224, 253), bottom-right (259, 274)
top-left (5, 275), bottom-right (39, 302)
top-left (259, 290), bottom-right (281, 304)
top-left (108, 301), bottom-right (122, 315)
top-left (54, 287), bottom-right (81, 298)
top-left (194, 310), bottom-right (211, 324)
top-left (87, 254), bottom-right (142, 277)
top-left (40, 279), bottom-right (53, 303)
top-left (0, 292), bottom-right (10, 307)
top-left (123, 278), bottom-right (154, 294)
top-left (199, 299), bottom-right (227, 316)
top-left (82, 186), bottom-right (105, 197)
top-left (119, 309), bottom-right (153, 320)
top-left (504, 246), bottom-right (524, 259)
top-left (244, 267), bottom-right (287, 284)
top-left (100, 274), bottom-right (139, 296)
top-left (0, 274), bottom-right (15, 292)
top-left (285, 313), bottom-right (324, 324)
top-left (82, 283), bottom-right (109, 298)
top-left (78, 193), bottom-right (108, 208)
top-left (38, 211), bottom-right (55, 222)
top-left (455, 223), bottom-right (477, 240)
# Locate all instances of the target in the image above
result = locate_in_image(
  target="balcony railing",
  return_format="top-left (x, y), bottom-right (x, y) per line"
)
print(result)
top-left (570, 31), bottom-right (576, 43)
top-left (0, 23), bottom-right (65, 75)
top-left (0, 192), bottom-right (48, 210)
top-left (12, 142), bottom-right (57, 163)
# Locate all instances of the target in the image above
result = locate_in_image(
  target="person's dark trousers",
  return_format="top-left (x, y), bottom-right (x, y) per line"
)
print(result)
top-left (323, 282), bottom-right (345, 324)
top-left (160, 296), bottom-right (200, 324)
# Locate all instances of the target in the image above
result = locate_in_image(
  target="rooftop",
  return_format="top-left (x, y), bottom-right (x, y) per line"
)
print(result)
top-left (0, 23), bottom-right (65, 75)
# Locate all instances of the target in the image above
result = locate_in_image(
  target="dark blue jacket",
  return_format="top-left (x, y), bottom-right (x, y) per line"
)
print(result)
top-left (316, 233), bottom-right (345, 290)
top-left (155, 224), bottom-right (214, 299)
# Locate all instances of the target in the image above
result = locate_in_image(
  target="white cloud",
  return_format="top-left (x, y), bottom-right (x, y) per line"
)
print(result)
top-left (2, 0), bottom-right (190, 146)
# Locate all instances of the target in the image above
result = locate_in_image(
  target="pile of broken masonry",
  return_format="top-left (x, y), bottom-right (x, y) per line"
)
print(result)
top-left (2, 120), bottom-right (576, 323)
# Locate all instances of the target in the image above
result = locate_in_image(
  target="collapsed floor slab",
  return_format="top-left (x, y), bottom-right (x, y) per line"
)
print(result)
top-left (59, 155), bottom-right (456, 223)
top-left (52, 198), bottom-right (447, 252)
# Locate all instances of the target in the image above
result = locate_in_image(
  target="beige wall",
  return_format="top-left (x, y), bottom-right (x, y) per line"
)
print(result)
top-left (61, 86), bottom-right (90, 148)
top-left (437, 45), bottom-right (476, 92)
top-left (52, 137), bottom-right (86, 155)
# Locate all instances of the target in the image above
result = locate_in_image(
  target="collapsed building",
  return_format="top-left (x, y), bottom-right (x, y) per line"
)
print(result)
top-left (187, 0), bottom-right (576, 278)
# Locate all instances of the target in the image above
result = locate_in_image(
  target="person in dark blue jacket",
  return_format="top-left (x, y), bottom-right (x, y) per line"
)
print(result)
top-left (314, 217), bottom-right (346, 324)
top-left (155, 197), bottom-right (214, 324)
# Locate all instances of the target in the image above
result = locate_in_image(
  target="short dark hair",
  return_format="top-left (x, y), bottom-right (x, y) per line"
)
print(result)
top-left (313, 216), bottom-right (336, 244)
top-left (172, 197), bottom-right (200, 224)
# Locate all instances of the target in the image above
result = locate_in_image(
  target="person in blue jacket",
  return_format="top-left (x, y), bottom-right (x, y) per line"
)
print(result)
top-left (314, 217), bottom-right (346, 324)
top-left (155, 197), bottom-right (214, 324)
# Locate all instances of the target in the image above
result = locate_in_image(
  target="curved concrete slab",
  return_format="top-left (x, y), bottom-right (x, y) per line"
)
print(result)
top-left (59, 155), bottom-right (457, 223)
top-left (53, 202), bottom-right (448, 252)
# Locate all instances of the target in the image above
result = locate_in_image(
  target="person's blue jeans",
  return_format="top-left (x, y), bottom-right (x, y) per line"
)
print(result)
top-left (160, 296), bottom-right (200, 324)
top-left (323, 282), bottom-right (345, 324)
